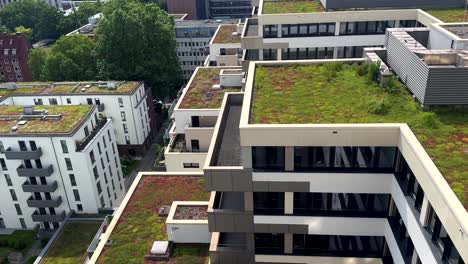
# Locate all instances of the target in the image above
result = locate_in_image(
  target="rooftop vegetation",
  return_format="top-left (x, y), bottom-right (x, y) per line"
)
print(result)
top-left (8, 82), bottom-right (140, 95)
top-left (252, 63), bottom-right (468, 207)
top-left (97, 176), bottom-right (209, 263)
top-left (263, 0), bottom-right (324, 14)
top-left (179, 68), bottom-right (241, 109)
top-left (212, 25), bottom-right (241, 44)
top-left (41, 222), bottom-right (101, 264)
top-left (0, 230), bottom-right (36, 262)
top-left (0, 105), bottom-right (92, 134)
top-left (425, 8), bottom-right (468, 22)
top-left (0, 87), bottom-right (48, 96)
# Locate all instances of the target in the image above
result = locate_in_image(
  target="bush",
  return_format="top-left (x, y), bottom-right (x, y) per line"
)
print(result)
top-left (0, 231), bottom-right (36, 251)
top-left (365, 98), bottom-right (389, 115)
top-left (323, 62), bottom-right (344, 81)
top-left (419, 112), bottom-right (441, 129)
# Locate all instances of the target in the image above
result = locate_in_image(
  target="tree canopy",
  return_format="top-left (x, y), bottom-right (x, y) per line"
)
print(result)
top-left (95, 0), bottom-right (180, 97)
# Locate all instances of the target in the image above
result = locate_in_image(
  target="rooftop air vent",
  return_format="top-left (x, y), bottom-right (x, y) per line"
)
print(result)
top-left (11, 126), bottom-right (18, 132)
top-left (18, 120), bottom-right (27, 125)
top-left (84, 84), bottom-right (92, 89)
top-left (80, 88), bottom-right (87, 93)
top-left (0, 83), bottom-right (17, 91)
top-left (23, 106), bottom-right (34, 115)
top-left (212, 84), bottom-right (222, 90)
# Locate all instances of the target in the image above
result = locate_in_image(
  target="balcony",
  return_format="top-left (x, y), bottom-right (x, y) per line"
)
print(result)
top-left (32, 211), bottom-right (66, 222)
top-left (168, 134), bottom-right (189, 152)
top-left (17, 164), bottom-right (54, 177)
top-left (22, 181), bottom-right (58, 192)
top-left (4, 147), bottom-right (42, 160)
top-left (76, 118), bottom-right (108, 152)
top-left (27, 196), bottom-right (62, 208)
top-left (210, 232), bottom-right (253, 264)
top-left (208, 192), bottom-right (253, 232)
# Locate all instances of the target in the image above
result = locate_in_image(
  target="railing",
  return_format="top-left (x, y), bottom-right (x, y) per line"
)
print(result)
top-left (76, 118), bottom-right (108, 152)
top-left (17, 164), bottom-right (54, 177)
top-left (27, 196), bottom-right (62, 208)
top-left (22, 181), bottom-right (58, 192)
top-left (4, 147), bottom-right (42, 160)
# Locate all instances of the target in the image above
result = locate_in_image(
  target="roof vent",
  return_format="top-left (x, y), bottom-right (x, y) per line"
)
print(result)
top-left (80, 87), bottom-right (87, 93)
top-left (212, 84), bottom-right (222, 90)
top-left (18, 120), bottom-right (27, 125)
top-left (84, 84), bottom-right (92, 89)
top-left (11, 126), bottom-right (18, 132)
top-left (23, 106), bottom-right (34, 115)
top-left (0, 83), bottom-right (17, 90)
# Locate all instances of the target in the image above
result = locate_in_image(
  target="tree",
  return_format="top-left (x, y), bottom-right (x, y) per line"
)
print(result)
top-left (15, 26), bottom-right (33, 40)
top-left (41, 35), bottom-right (97, 81)
top-left (28, 48), bottom-right (48, 81)
top-left (57, 2), bottom-right (103, 35)
top-left (0, 0), bottom-right (63, 41)
top-left (95, 0), bottom-right (180, 97)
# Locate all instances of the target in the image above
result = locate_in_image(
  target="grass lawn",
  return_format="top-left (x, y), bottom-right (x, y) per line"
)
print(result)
top-left (41, 222), bottom-right (101, 264)
top-left (179, 68), bottom-right (241, 109)
top-left (97, 176), bottom-right (209, 264)
top-left (252, 63), bottom-right (468, 207)
top-left (263, 0), bottom-right (324, 14)
top-left (0, 105), bottom-right (92, 134)
top-left (425, 9), bottom-right (467, 22)
top-left (212, 25), bottom-right (240, 44)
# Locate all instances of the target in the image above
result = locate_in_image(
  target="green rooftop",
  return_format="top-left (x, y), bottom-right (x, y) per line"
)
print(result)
top-left (179, 67), bottom-right (241, 109)
top-left (0, 105), bottom-right (93, 135)
top-left (212, 25), bottom-right (241, 44)
top-left (262, 0), bottom-right (324, 14)
top-left (41, 222), bottom-right (101, 264)
top-left (251, 63), bottom-right (468, 207)
top-left (425, 8), bottom-right (468, 23)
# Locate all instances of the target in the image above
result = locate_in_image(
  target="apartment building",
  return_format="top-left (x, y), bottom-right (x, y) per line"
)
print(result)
top-left (204, 58), bottom-right (467, 264)
top-left (241, 0), bottom-right (443, 64)
top-left (0, 33), bottom-right (32, 82)
top-left (208, 24), bottom-right (243, 66)
top-left (165, 66), bottom-right (242, 171)
top-left (204, 0), bottom-right (252, 19)
top-left (168, 0), bottom-right (206, 19)
top-left (0, 0), bottom-right (62, 9)
top-left (0, 105), bottom-right (125, 230)
top-left (0, 81), bottom-right (155, 156)
top-left (176, 19), bottom-right (238, 80)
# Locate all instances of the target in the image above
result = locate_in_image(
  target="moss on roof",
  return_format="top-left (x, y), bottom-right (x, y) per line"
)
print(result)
top-left (0, 105), bottom-right (93, 135)
top-left (251, 63), bottom-right (468, 207)
top-left (179, 67), bottom-right (241, 109)
top-left (425, 8), bottom-right (468, 22)
top-left (2, 81), bottom-right (141, 95)
top-left (263, 0), bottom-right (324, 14)
top-left (212, 25), bottom-right (241, 44)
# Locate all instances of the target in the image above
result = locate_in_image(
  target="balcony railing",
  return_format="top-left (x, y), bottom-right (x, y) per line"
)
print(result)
top-left (17, 164), bottom-right (54, 177)
top-left (76, 118), bottom-right (108, 152)
top-left (97, 103), bottom-right (105, 112)
top-left (32, 211), bottom-right (66, 222)
top-left (4, 147), bottom-right (42, 160)
top-left (22, 181), bottom-right (58, 192)
top-left (27, 196), bottom-right (62, 208)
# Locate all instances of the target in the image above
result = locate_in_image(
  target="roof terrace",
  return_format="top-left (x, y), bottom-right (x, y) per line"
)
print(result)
top-left (249, 62), bottom-right (467, 207)
top-left (425, 8), bottom-right (468, 23)
top-left (262, 0), bottom-right (325, 14)
top-left (0, 105), bottom-right (93, 135)
top-left (212, 25), bottom-right (241, 44)
top-left (178, 67), bottom-right (242, 109)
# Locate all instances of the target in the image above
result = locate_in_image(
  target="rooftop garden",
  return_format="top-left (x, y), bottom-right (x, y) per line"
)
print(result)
top-left (0, 86), bottom-right (48, 96)
top-left (212, 25), bottom-right (241, 44)
top-left (10, 81), bottom-right (140, 95)
top-left (97, 176), bottom-right (209, 263)
top-left (0, 105), bottom-right (92, 135)
top-left (179, 68), bottom-right (241, 109)
top-left (41, 222), bottom-right (101, 264)
top-left (252, 63), bottom-right (468, 208)
top-left (262, 0), bottom-right (324, 14)
top-left (425, 8), bottom-right (467, 22)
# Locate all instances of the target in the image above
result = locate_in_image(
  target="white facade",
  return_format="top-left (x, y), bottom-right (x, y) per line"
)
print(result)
top-left (0, 106), bottom-right (125, 230)
top-left (0, 0), bottom-right (62, 9)
top-left (0, 82), bottom-right (152, 154)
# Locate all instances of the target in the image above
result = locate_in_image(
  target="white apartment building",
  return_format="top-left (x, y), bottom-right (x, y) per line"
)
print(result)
top-left (208, 23), bottom-right (243, 67)
top-left (0, 81), bottom-right (154, 156)
top-left (165, 66), bottom-right (243, 171)
top-left (0, 105), bottom-right (124, 230)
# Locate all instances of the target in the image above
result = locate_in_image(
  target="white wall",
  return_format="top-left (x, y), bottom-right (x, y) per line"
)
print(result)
top-left (164, 151), bottom-right (207, 172)
top-left (167, 223), bottom-right (211, 243)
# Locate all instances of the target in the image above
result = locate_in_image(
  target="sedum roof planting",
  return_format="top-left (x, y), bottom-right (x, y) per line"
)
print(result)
top-left (262, 0), bottom-right (325, 14)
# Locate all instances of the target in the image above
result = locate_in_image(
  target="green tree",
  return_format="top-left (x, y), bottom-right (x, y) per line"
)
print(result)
top-left (95, 0), bottom-right (180, 97)
top-left (28, 48), bottom-right (48, 81)
top-left (57, 2), bottom-right (103, 35)
top-left (41, 35), bottom-right (97, 81)
top-left (0, 0), bottom-right (63, 41)
top-left (15, 26), bottom-right (33, 40)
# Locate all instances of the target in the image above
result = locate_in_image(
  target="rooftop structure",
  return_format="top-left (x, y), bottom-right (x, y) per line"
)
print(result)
top-left (91, 173), bottom-right (210, 263)
top-left (212, 25), bottom-right (242, 44)
top-left (262, 0), bottom-right (324, 14)
top-left (178, 67), bottom-right (242, 109)
top-left (0, 105), bottom-right (92, 135)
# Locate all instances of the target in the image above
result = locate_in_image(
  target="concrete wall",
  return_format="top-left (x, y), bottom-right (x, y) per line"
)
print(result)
top-left (319, 0), bottom-right (464, 10)
top-left (164, 151), bottom-right (207, 171)
top-left (167, 223), bottom-right (211, 243)
top-left (185, 127), bottom-right (215, 151)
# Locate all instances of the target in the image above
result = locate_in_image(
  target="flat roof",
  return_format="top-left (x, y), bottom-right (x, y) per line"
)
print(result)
top-left (0, 81), bottom-right (141, 97)
top-left (262, 0), bottom-right (325, 14)
top-left (425, 8), bottom-right (468, 23)
top-left (250, 63), bottom-right (468, 207)
top-left (0, 105), bottom-right (93, 135)
top-left (178, 67), bottom-right (242, 109)
top-left (96, 175), bottom-right (210, 263)
top-left (40, 221), bottom-right (101, 264)
top-left (212, 25), bottom-right (241, 44)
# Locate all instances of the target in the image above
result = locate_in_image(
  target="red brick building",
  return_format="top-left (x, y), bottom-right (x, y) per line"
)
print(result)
top-left (0, 33), bottom-right (33, 82)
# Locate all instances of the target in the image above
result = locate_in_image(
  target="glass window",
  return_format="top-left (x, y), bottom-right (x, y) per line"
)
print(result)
top-left (4, 174), bottom-right (12, 186)
top-left (10, 189), bottom-right (17, 201)
top-left (69, 174), bottom-right (76, 186)
top-left (96, 181), bottom-right (102, 194)
top-left (252, 147), bottom-right (285, 171)
top-left (89, 151), bottom-right (95, 164)
top-left (254, 192), bottom-right (284, 215)
top-left (299, 24), bottom-right (308, 35)
top-left (73, 189), bottom-right (81, 201)
top-left (60, 140), bottom-right (68, 154)
top-left (65, 158), bottom-right (73, 170)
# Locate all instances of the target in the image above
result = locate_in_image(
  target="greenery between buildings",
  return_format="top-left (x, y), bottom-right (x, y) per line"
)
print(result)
top-left (121, 155), bottom-right (138, 177)
top-left (0, 230), bottom-right (36, 263)
top-left (263, 0), bottom-right (324, 14)
top-left (97, 176), bottom-right (209, 264)
top-left (425, 8), bottom-right (468, 22)
top-left (41, 222), bottom-right (102, 264)
top-left (252, 63), bottom-right (468, 207)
